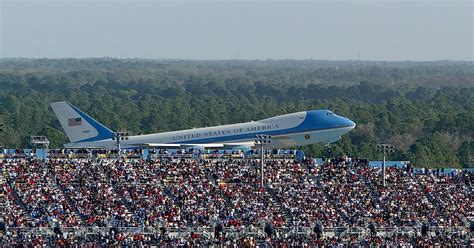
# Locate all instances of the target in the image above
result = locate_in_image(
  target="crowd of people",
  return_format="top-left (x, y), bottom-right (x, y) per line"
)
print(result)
top-left (0, 154), bottom-right (472, 245)
top-left (317, 159), bottom-right (385, 227)
top-left (2, 160), bottom-right (80, 228)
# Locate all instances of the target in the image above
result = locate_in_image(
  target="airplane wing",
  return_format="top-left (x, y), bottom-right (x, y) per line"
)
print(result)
top-left (132, 136), bottom-right (295, 149)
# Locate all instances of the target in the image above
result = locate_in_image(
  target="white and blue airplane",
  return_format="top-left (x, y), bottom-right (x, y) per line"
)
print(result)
top-left (50, 101), bottom-right (356, 149)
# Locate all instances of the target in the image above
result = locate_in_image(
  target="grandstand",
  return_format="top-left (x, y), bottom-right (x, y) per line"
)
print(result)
top-left (0, 149), bottom-right (472, 246)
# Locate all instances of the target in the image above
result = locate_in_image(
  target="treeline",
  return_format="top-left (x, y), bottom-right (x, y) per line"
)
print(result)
top-left (0, 59), bottom-right (472, 167)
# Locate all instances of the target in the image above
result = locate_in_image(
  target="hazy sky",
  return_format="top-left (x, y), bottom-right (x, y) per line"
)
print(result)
top-left (1, 0), bottom-right (472, 60)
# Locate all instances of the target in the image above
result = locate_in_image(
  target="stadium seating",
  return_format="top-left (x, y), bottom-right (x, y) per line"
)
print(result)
top-left (1, 154), bottom-right (472, 246)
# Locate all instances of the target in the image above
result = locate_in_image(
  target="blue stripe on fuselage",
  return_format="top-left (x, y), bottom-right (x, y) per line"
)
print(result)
top-left (167, 110), bottom-right (347, 144)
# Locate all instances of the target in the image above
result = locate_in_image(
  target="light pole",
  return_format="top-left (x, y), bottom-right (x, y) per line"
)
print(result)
top-left (376, 144), bottom-right (395, 187)
top-left (29, 136), bottom-right (50, 162)
top-left (255, 134), bottom-right (272, 187)
top-left (112, 131), bottom-right (129, 159)
top-left (0, 123), bottom-right (3, 153)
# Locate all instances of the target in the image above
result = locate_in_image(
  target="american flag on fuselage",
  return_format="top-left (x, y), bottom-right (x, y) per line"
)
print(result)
top-left (68, 117), bottom-right (82, 126)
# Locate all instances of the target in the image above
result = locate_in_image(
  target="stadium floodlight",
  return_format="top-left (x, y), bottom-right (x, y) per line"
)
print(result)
top-left (377, 143), bottom-right (396, 187)
top-left (112, 131), bottom-right (130, 159)
top-left (29, 136), bottom-right (50, 162)
top-left (255, 134), bottom-right (272, 187)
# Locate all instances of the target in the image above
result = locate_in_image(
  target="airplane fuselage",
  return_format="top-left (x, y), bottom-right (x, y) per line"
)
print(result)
top-left (63, 110), bottom-right (356, 149)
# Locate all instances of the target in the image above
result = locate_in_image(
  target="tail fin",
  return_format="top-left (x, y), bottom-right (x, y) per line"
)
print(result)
top-left (50, 101), bottom-right (113, 143)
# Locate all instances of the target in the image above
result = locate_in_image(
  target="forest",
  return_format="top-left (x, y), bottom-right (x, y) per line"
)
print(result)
top-left (0, 58), bottom-right (473, 168)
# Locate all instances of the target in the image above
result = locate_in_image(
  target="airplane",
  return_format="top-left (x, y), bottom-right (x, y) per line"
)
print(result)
top-left (50, 101), bottom-right (356, 150)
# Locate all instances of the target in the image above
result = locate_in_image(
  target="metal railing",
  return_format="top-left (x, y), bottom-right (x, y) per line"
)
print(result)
top-left (4, 225), bottom-right (470, 239)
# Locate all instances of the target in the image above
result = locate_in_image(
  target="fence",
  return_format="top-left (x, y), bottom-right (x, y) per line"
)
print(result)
top-left (4, 225), bottom-right (470, 240)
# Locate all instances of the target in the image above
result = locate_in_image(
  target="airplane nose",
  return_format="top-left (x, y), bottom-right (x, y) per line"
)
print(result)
top-left (340, 117), bottom-right (356, 129)
top-left (348, 119), bottom-right (356, 129)
top-left (330, 113), bottom-right (356, 129)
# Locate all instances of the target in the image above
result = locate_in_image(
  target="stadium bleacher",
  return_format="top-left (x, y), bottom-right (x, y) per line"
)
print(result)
top-left (0, 150), bottom-right (472, 246)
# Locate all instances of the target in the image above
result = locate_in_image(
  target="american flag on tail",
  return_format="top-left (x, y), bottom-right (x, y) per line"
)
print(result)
top-left (68, 117), bottom-right (82, 126)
